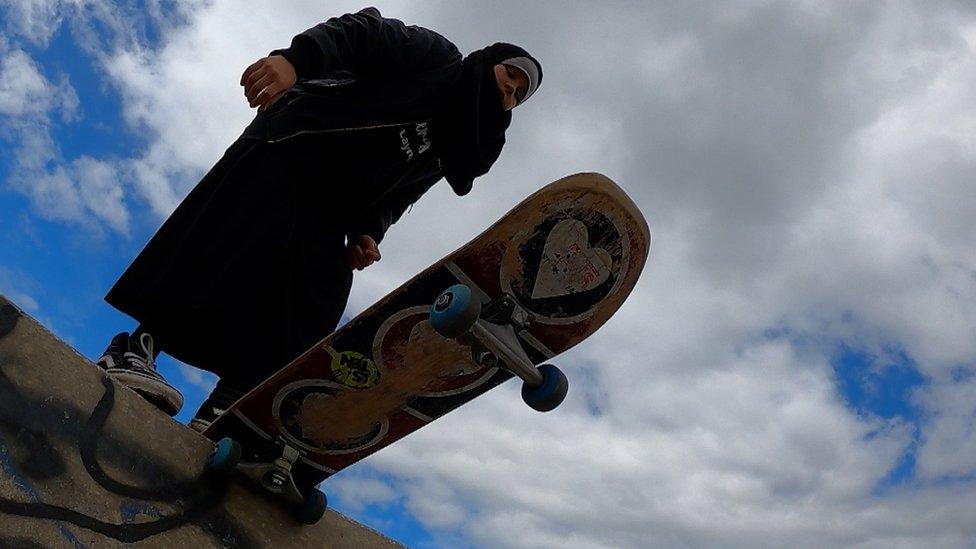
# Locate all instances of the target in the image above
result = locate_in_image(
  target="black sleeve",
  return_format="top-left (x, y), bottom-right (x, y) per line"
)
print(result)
top-left (269, 7), bottom-right (461, 80)
top-left (346, 177), bottom-right (440, 245)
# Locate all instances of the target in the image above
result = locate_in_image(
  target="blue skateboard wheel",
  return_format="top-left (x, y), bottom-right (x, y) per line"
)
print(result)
top-left (295, 487), bottom-right (328, 524)
top-left (206, 437), bottom-right (241, 472)
top-left (430, 284), bottom-right (481, 338)
top-left (521, 364), bottom-right (569, 412)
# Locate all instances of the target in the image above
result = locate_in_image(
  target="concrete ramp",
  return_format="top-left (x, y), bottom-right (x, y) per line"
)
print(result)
top-left (0, 295), bottom-right (403, 548)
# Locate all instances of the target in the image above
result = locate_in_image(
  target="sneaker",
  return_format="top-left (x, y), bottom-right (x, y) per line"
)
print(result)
top-left (97, 331), bottom-right (184, 416)
top-left (188, 379), bottom-right (251, 432)
top-left (188, 402), bottom-right (223, 433)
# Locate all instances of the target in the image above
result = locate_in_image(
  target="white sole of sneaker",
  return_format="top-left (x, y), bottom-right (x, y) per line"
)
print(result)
top-left (105, 369), bottom-right (183, 415)
top-left (188, 418), bottom-right (211, 433)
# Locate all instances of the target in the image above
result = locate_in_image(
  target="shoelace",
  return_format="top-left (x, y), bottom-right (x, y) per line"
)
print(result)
top-left (123, 332), bottom-right (157, 373)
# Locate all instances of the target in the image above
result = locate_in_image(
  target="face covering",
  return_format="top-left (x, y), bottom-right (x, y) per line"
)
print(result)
top-left (438, 43), bottom-right (543, 196)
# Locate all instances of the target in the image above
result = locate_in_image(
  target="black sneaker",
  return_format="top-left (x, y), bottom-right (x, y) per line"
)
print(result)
top-left (188, 402), bottom-right (223, 433)
top-left (96, 331), bottom-right (184, 416)
top-left (188, 379), bottom-right (252, 432)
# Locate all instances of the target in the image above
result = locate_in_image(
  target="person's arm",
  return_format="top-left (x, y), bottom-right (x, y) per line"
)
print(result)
top-left (347, 176), bottom-right (439, 247)
top-left (244, 8), bottom-right (460, 112)
top-left (270, 7), bottom-right (461, 81)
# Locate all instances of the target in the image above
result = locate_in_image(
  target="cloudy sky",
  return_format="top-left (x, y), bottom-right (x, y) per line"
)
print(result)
top-left (1, 0), bottom-right (975, 547)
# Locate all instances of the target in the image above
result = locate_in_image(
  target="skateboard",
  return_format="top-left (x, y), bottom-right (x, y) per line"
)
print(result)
top-left (200, 172), bottom-right (650, 524)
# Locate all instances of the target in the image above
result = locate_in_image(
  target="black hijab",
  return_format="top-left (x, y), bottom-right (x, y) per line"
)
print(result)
top-left (438, 43), bottom-right (542, 196)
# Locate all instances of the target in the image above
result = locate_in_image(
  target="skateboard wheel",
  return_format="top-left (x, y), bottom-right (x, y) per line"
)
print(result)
top-left (430, 284), bottom-right (481, 338)
top-left (294, 487), bottom-right (328, 525)
top-left (521, 364), bottom-right (569, 412)
top-left (207, 437), bottom-right (242, 472)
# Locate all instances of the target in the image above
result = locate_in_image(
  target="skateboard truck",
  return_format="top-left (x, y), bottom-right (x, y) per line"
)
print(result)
top-left (431, 284), bottom-right (568, 411)
top-left (205, 437), bottom-right (328, 525)
top-left (468, 314), bottom-right (544, 387)
top-left (238, 442), bottom-right (303, 500)
top-left (480, 294), bottom-right (535, 331)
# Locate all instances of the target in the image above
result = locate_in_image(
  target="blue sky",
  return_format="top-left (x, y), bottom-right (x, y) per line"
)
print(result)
top-left (2, 1), bottom-right (975, 547)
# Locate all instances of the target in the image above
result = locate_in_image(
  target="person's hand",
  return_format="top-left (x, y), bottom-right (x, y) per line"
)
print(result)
top-left (347, 235), bottom-right (381, 271)
top-left (241, 55), bottom-right (297, 112)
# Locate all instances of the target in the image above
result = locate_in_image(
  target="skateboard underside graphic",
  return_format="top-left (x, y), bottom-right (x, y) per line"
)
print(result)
top-left (201, 172), bottom-right (650, 523)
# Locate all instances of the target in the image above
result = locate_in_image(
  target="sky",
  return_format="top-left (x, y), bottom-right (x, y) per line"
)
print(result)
top-left (1, 0), bottom-right (975, 547)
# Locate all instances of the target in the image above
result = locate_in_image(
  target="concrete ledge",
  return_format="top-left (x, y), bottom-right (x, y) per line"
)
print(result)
top-left (0, 294), bottom-right (403, 548)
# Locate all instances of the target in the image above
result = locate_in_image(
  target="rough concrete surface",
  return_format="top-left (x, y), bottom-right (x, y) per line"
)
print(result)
top-left (0, 294), bottom-right (405, 548)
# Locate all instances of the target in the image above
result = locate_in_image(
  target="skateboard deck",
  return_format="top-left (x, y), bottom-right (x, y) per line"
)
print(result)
top-left (202, 172), bottom-right (650, 514)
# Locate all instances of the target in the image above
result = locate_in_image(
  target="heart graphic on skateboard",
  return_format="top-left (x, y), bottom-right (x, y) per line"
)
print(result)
top-left (501, 204), bottom-right (629, 323)
top-left (532, 219), bottom-right (613, 299)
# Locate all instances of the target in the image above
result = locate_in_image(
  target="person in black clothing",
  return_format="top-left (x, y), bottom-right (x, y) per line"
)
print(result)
top-left (94, 7), bottom-right (543, 430)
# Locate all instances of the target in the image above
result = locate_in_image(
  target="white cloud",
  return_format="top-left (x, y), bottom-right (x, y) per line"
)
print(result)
top-left (363, 337), bottom-right (914, 547)
top-left (177, 361), bottom-right (217, 392)
top-left (73, 156), bottom-right (129, 233)
top-left (0, 44), bottom-right (72, 119)
top-left (0, 32), bottom-right (130, 234)
top-left (0, 0), bottom-right (63, 47)
top-left (329, 471), bottom-right (399, 514)
top-left (913, 375), bottom-right (976, 480)
top-left (6, 125), bottom-right (130, 233)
